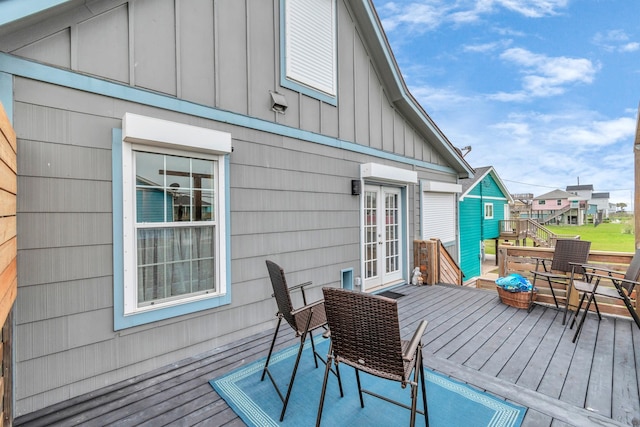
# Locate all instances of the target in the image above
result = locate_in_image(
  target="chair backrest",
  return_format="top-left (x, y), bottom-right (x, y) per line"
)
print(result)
top-left (322, 287), bottom-right (405, 380)
top-left (622, 249), bottom-right (640, 292)
top-left (265, 260), bottom-right (297, 329)
top-left (552, 239), bottom-right (591, 274)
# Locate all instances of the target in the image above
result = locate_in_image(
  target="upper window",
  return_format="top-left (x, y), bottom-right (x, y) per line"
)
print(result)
top-left (114, 113), bottom-right (232, 329)
top-left (484, 203), bottom-right (494, 219)
top-left (281, 0), bottom-right (337, 103)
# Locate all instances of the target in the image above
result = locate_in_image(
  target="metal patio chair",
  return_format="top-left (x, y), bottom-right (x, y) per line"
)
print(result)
top-left (529, 239), bottom-right (591, 324)
top-left (262, 260), bottom-right (342, 421)
top-left (568, 249), bottom-right (640, 342)
top-left (316, 287), bottom-right (429, 427)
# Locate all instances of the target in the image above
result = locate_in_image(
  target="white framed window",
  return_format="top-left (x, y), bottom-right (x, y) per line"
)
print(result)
top-left (281, 0), bottom-right (337, 102)
top-left (484, 203), bottom-right (494, 219)
top-left (127, 149), bottom-right (219, 313)
top-left (115, 113), bottom-right (232, 328)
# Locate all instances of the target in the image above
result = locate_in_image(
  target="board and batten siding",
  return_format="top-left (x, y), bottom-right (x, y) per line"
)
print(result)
top-left (3, 0), bottom-right (466, 416)
top-left (0, 0), bottom-right (450, 171)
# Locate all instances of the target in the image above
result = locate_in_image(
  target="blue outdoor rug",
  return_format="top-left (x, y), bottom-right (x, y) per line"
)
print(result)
top-left (210, 337), bottom-right (526, 427)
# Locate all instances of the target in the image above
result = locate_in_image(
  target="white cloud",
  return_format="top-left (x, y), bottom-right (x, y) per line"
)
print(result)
top-left (494, 48), bottom-right (599, 99)
top-left (621, 42), bottom-right (640, 52)
top-left (495, 0), bottom-right (569, 18)
top-left (548, 117), bottom-right (636, 148)
top-left (593, 30), bottom-right (640, 53)
top-left (376, 0), bottom-right (569, 33)
top-left (463, 39), bottom-right (512, 52)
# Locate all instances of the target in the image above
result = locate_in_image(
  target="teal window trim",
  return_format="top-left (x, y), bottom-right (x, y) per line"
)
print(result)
top-left (279, 0), bottom-right (338, 106)
top-left (112, 129), bottom-right (231, 330)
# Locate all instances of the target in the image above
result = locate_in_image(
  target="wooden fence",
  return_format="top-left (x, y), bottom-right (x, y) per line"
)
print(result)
top-left (0, 101), bottom-right (16, 426)
top-left (495, 245), bottom-right (637, 319)
top-left (413, 239), bottom-right (463, 286)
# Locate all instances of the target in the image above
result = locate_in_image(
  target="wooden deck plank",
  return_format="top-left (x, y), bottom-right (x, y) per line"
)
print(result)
top-left (14, 284), bottom-right (639, 427)
top-left (498, 308), bottom-right (557, 384)
top-left (612, 321), bottom-right (640, 425)
top-left (516, 311), bottom-right (566, 391)
top-left (586, 316), bottom-right (615, 419)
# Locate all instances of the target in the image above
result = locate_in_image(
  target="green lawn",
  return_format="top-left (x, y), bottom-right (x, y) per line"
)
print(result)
top-left (485, 216), bottom-right (636, 254)
top-left (545, 221), bottom-right (635, 252)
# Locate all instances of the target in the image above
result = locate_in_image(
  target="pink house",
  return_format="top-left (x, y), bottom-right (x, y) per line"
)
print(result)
top-left (531, 189), bottom-right (588, 225)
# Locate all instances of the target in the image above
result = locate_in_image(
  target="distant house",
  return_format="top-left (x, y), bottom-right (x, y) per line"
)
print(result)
top-left (0, 0), bottom-right (473, 419)
top-left (458, 167), bottom-right (513, 280)
top-left (566, 184), bottom-right (612, 219)
top-left (532, 189), bottom-right (588, 225)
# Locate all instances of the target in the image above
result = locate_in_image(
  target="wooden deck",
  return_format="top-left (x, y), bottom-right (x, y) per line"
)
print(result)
top-left (15, 284), bottom-right (640, 427)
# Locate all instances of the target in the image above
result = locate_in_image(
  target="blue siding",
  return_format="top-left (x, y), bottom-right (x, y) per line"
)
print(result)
top-left (459, 199), bottom-right (481, 279)
top-left (459, 171), bottom-right (510, 280)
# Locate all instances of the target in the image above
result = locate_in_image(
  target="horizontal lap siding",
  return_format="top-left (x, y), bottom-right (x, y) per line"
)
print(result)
top-left (6, 0), bottom-right (459, 416)
top-left (10, 79), bottom-right (367, 415)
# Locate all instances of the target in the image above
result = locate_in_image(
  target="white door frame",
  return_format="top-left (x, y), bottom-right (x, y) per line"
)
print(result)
top-left (358, 163), bottom-right (417, 293)
top-left (362, 185), bottom-right (404, 290)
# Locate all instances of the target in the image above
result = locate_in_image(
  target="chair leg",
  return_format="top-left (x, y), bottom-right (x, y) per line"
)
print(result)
top-left (569, 293), bottom-right (588, 330)
top-left (278, 332), bottom-right (308, 421)
top-left (315, 348), bottom-right (334, 427)
top-left (547, 278), bottom-right (559, 308)
top-left (620, 294), bottom-right (640, 329)
top-left (418, 347), bottom-right (429, 427)
top-left (261, 316), bottom-right (282, 381)
top-left (335, 363), bottom-right (344, 397)
top-left (409, 347), bottom-right (423, 427)
top-left (355, 369), bottom-right (365, 408)
top-left (572, 294), bottom-right (596, 343)
top-left (309, 330), bottom-right (320, 369)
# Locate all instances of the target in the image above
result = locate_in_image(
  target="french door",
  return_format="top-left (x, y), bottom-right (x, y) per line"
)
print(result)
top-left (363, 185), bottom-right (403, 290)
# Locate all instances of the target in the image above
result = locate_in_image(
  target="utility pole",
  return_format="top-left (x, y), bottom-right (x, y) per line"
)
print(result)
top-left (635, 103), bottom-right (640, 249)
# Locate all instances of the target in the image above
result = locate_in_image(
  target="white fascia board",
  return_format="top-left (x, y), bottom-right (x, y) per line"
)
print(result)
top-left (123, 113), bottom-right (232, 154)
top-left (422, 180), bottom-right (461, 193)
top-left (360, 163), bottom-right (417, 184)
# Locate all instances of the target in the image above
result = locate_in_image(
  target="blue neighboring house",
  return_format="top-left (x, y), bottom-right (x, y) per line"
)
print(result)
top-left (459, 166), bottom-right (513, 280)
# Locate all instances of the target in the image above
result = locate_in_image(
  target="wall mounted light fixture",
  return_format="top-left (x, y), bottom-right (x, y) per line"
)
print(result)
top-left (351, 180), bottom-right (361, 195)
top-left (270, 91), bottom-right (288, 114)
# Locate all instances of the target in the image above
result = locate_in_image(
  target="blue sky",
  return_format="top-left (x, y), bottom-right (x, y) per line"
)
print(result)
top-left (372, 0), bottom-right (639, 206)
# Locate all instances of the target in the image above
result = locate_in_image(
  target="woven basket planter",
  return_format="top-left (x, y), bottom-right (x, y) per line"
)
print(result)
top-left (497, 286), bottom-right (536, 309)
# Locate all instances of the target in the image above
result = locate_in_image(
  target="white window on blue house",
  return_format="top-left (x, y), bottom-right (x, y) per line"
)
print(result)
top-left (281, 0), bottom-right (337, 103)
top-left (115, 113), bottom-right (232, 328)
top-left (484, 203), bottom-right (494, 219)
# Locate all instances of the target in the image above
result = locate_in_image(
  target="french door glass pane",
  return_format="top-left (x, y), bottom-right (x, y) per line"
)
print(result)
top-left (385, 192), bottom-right (399, 274)
top-left (364, 190), bottom-right (377, 279)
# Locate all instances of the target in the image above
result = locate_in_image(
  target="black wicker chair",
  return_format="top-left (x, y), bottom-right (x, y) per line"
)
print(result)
top-left (568, 249), bottom-right (640, 342)
top-left (262, 260), bottom-right (342, 421)
top-left (529, 239), bottom-right (591, 324)
top-left (316, 287), bottom-right (429, 427)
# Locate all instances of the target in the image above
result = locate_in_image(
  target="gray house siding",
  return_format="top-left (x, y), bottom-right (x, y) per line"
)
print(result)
top-left (1, 0), bottom-right (470, 416)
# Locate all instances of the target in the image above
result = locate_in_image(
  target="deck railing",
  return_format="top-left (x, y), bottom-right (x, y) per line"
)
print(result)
top-left (413, 239), bottom-right (462, 286)
top-left (496, 245), bottom-right (638, 320)
top-left (498, 219), bottom-right (580, 247)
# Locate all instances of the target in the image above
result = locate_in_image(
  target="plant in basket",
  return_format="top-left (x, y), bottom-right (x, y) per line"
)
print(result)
top-left (495, 273), bottom-right (535, 309)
